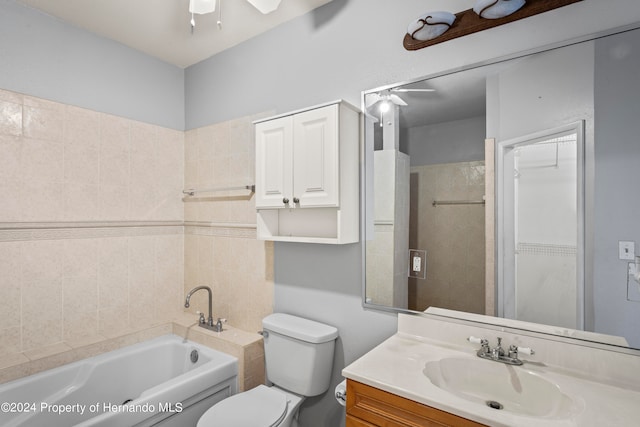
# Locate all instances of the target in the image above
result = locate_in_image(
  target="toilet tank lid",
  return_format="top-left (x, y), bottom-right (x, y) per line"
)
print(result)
top-left (263, 314), bottom-right (338, 344)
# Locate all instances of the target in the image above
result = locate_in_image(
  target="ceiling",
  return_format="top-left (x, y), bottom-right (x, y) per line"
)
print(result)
top-left (16, 0), bottom-right (334, 68)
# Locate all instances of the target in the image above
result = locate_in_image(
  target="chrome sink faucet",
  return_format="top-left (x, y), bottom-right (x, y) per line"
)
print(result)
top-left (184, 286), bottom-right (224, 332)
top-left (468, 336), bottom-right (534, 366)
top-left (491, 337), bottom-right (505, 360)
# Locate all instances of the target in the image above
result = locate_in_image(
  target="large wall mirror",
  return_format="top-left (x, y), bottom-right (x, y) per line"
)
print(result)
top-left (363, 24), bottom-right (640, 350)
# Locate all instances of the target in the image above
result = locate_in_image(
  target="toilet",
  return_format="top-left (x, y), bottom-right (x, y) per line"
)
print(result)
top-left (197, 313), bottom-right (339, 427)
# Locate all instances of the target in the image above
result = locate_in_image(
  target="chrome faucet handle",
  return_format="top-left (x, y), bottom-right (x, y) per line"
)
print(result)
top-left (467, 336), bottom-right (488, 346)
top-left (196, 311), bottom-right (206, 324)
top-left (508, 344), bottom-right (519, 359)
top-left (467, 336), bottom-right (490, 355)
top-left (508, 344), bottom-right (535, 360)
top-left (215, 318), bottom-right (227, 332)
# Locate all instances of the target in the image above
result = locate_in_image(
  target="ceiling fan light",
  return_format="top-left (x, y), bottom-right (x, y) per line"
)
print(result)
top-left (379, 100), bottom-right (390, 113)
top-left (246, 0), bottom-right (282, 14)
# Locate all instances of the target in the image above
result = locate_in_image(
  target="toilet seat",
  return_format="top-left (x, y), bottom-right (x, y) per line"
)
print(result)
top-left (197, 385), bottom-right (288, 427)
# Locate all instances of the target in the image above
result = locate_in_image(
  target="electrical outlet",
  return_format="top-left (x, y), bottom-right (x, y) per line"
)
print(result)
top-left (412, 256), bottom-right (421, 272)
top-left (408, 249), bottom-right (426, 279)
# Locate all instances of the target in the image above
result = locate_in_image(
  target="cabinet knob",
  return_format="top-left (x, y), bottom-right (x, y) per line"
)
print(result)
top-left (293, 197), bottom-right (300, 204)
top-left (282, 198), bottom-right (289, 204)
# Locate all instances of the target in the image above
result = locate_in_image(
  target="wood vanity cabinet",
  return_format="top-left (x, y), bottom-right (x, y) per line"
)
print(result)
top-left (346, 380), bottom-right (487, 427)
top-left (254, 100), bottom-right (359, 244)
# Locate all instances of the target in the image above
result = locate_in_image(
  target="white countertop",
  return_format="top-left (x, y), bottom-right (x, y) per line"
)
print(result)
top-left (342, 332), bottom-right (640, 427)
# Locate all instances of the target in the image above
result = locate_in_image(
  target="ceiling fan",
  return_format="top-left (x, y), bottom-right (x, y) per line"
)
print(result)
top-left (365, 91), bottom-right (408, 127)
top-left (189, 0), bottom-right (283, 31)
top-left (365, 91), bottom-right (408, 110)
top-left (365, 87), bottom-right (436, 110)
top-left (365, 87), bottom-right (436, 126)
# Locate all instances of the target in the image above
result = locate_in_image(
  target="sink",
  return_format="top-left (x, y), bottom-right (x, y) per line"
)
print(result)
top-left (424, 357), bottom-right (576, 418)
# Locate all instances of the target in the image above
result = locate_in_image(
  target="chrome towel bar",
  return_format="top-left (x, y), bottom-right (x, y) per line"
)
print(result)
top-left (183, 185), bottom-right (255, 196)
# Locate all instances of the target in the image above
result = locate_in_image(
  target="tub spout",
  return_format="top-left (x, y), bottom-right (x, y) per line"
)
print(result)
top-left (184, 286), bottom-right (217, 330)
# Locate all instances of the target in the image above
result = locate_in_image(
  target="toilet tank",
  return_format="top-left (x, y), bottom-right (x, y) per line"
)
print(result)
top-left (262, 313), bottom-right (338, 397)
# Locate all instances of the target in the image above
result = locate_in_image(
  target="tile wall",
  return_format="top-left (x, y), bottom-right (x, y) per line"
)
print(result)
top-left (408, 161), bottom-right (486, 314)
top-left (0, 88), bottom-right (274, 371)
top-left (183, 114), bottom-right (274, 334)
top-left (0, 89), bottom-right (185, 363)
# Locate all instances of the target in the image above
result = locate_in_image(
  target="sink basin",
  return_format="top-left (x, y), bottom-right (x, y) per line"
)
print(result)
top-left (424, 358), bottom-right (576, 418)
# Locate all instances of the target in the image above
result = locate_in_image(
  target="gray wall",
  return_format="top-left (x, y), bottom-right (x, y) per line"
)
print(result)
top-left (185, 0), bottom-right (640, 130)
top-left (594, 29), bottom-right (640, 347)
top-left (0, 0), bottom-right (184, 130)
top-left (407, 116), bottom-right (486, 166)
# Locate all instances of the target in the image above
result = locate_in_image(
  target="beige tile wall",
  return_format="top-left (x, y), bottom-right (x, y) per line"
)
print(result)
top-left (183, 114), bottom-right (274, 334)
top-left (0, 88), bottom-right (272, 374)
top-left (0, 88), bottom-right (185, 358)
top-left (0, 90), bottom-right (184, 222)
top-left (409, 161), bottom-right (486, 314)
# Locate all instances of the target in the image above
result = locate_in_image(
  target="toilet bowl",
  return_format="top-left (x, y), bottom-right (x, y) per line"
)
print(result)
top-left (196, 313), bottom-right (338, 427)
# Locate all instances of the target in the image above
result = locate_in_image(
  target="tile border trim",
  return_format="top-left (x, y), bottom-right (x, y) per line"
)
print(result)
top-left (0, 221), bottom-right (258, 241)
top-left (185, 221), bottom-right (257, 239)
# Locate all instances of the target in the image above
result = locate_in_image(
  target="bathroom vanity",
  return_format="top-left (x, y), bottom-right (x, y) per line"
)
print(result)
top-left (346, 380), bottom-right (485, 427)
top-left (342, 313), bottom-right (640, 427)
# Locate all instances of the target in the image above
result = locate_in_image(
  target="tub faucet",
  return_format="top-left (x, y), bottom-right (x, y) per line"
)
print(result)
top-left (184, 286), bottom-right (219, 332)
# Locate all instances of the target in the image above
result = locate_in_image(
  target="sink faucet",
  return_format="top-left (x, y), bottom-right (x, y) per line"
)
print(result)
top-left (491, 337), bottom-right (505, 361)
top-left (184, 286), bottom-right (224, 332)
top-left (468, 336), bottom-right (534, 366)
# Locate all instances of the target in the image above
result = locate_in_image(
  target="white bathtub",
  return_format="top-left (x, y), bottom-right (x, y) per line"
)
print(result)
top-left (0, 334), bottom-right (237, 427)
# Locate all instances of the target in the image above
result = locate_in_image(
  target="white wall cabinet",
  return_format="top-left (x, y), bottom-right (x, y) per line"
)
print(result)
top-left (255, 100), bottom-right (359, 244)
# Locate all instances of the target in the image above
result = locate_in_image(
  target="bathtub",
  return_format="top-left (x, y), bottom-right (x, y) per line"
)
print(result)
top-left (0, 334), bottom-right (237, 427)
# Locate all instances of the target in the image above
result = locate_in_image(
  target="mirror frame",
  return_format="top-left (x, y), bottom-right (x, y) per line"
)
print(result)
top-left (360, 22), bottom-right (640, 355)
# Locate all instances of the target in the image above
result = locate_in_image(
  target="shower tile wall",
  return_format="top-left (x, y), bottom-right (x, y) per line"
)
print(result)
top-left (183, 114), bottom-right (274, 334)
top-left (409, 161), bottom-right (486, 314)
top-left (0, 89), bottom-right (184, 357)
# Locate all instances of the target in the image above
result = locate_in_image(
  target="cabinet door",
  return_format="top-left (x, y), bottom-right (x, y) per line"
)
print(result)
top-left (255, 116), bottom-right (293, 208)
top-left (292, 104), bottom-right (339, 207)
top-left (346, 380), bottom-right (488, 427)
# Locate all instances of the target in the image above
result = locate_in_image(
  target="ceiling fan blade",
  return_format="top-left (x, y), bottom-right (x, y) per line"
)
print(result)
top-left (189, 0), bottom-right (216, 14)
top-left (391, 88), bottom-right (436, 93)
top-left (365, 93), bottom-right (383, 109)
top-left (246, 0), bottom-right (282, 14)
top-left (389, 94), bottom-right (408, 106)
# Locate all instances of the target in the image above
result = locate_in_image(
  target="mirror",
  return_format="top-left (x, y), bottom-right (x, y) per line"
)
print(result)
top-left (363, 24), bottom-right (640, 349)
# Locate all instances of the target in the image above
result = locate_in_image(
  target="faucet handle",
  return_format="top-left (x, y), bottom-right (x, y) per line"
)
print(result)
top-left (468, 336), bottom-right (490, 355)
top-left (517, 346), bottom-right (535, 356)
top-left (215, 318), bottom-right (227, 332)
top-left (196, 311), bottom-right (206, 324)
top-left (508, 344), bottom-right (535, 359)
top-left (467, 336), bottom-right (486, 345)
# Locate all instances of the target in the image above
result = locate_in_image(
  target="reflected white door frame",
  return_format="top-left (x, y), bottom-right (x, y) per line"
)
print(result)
top-left (496, 121), bottom-right (586, 330)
